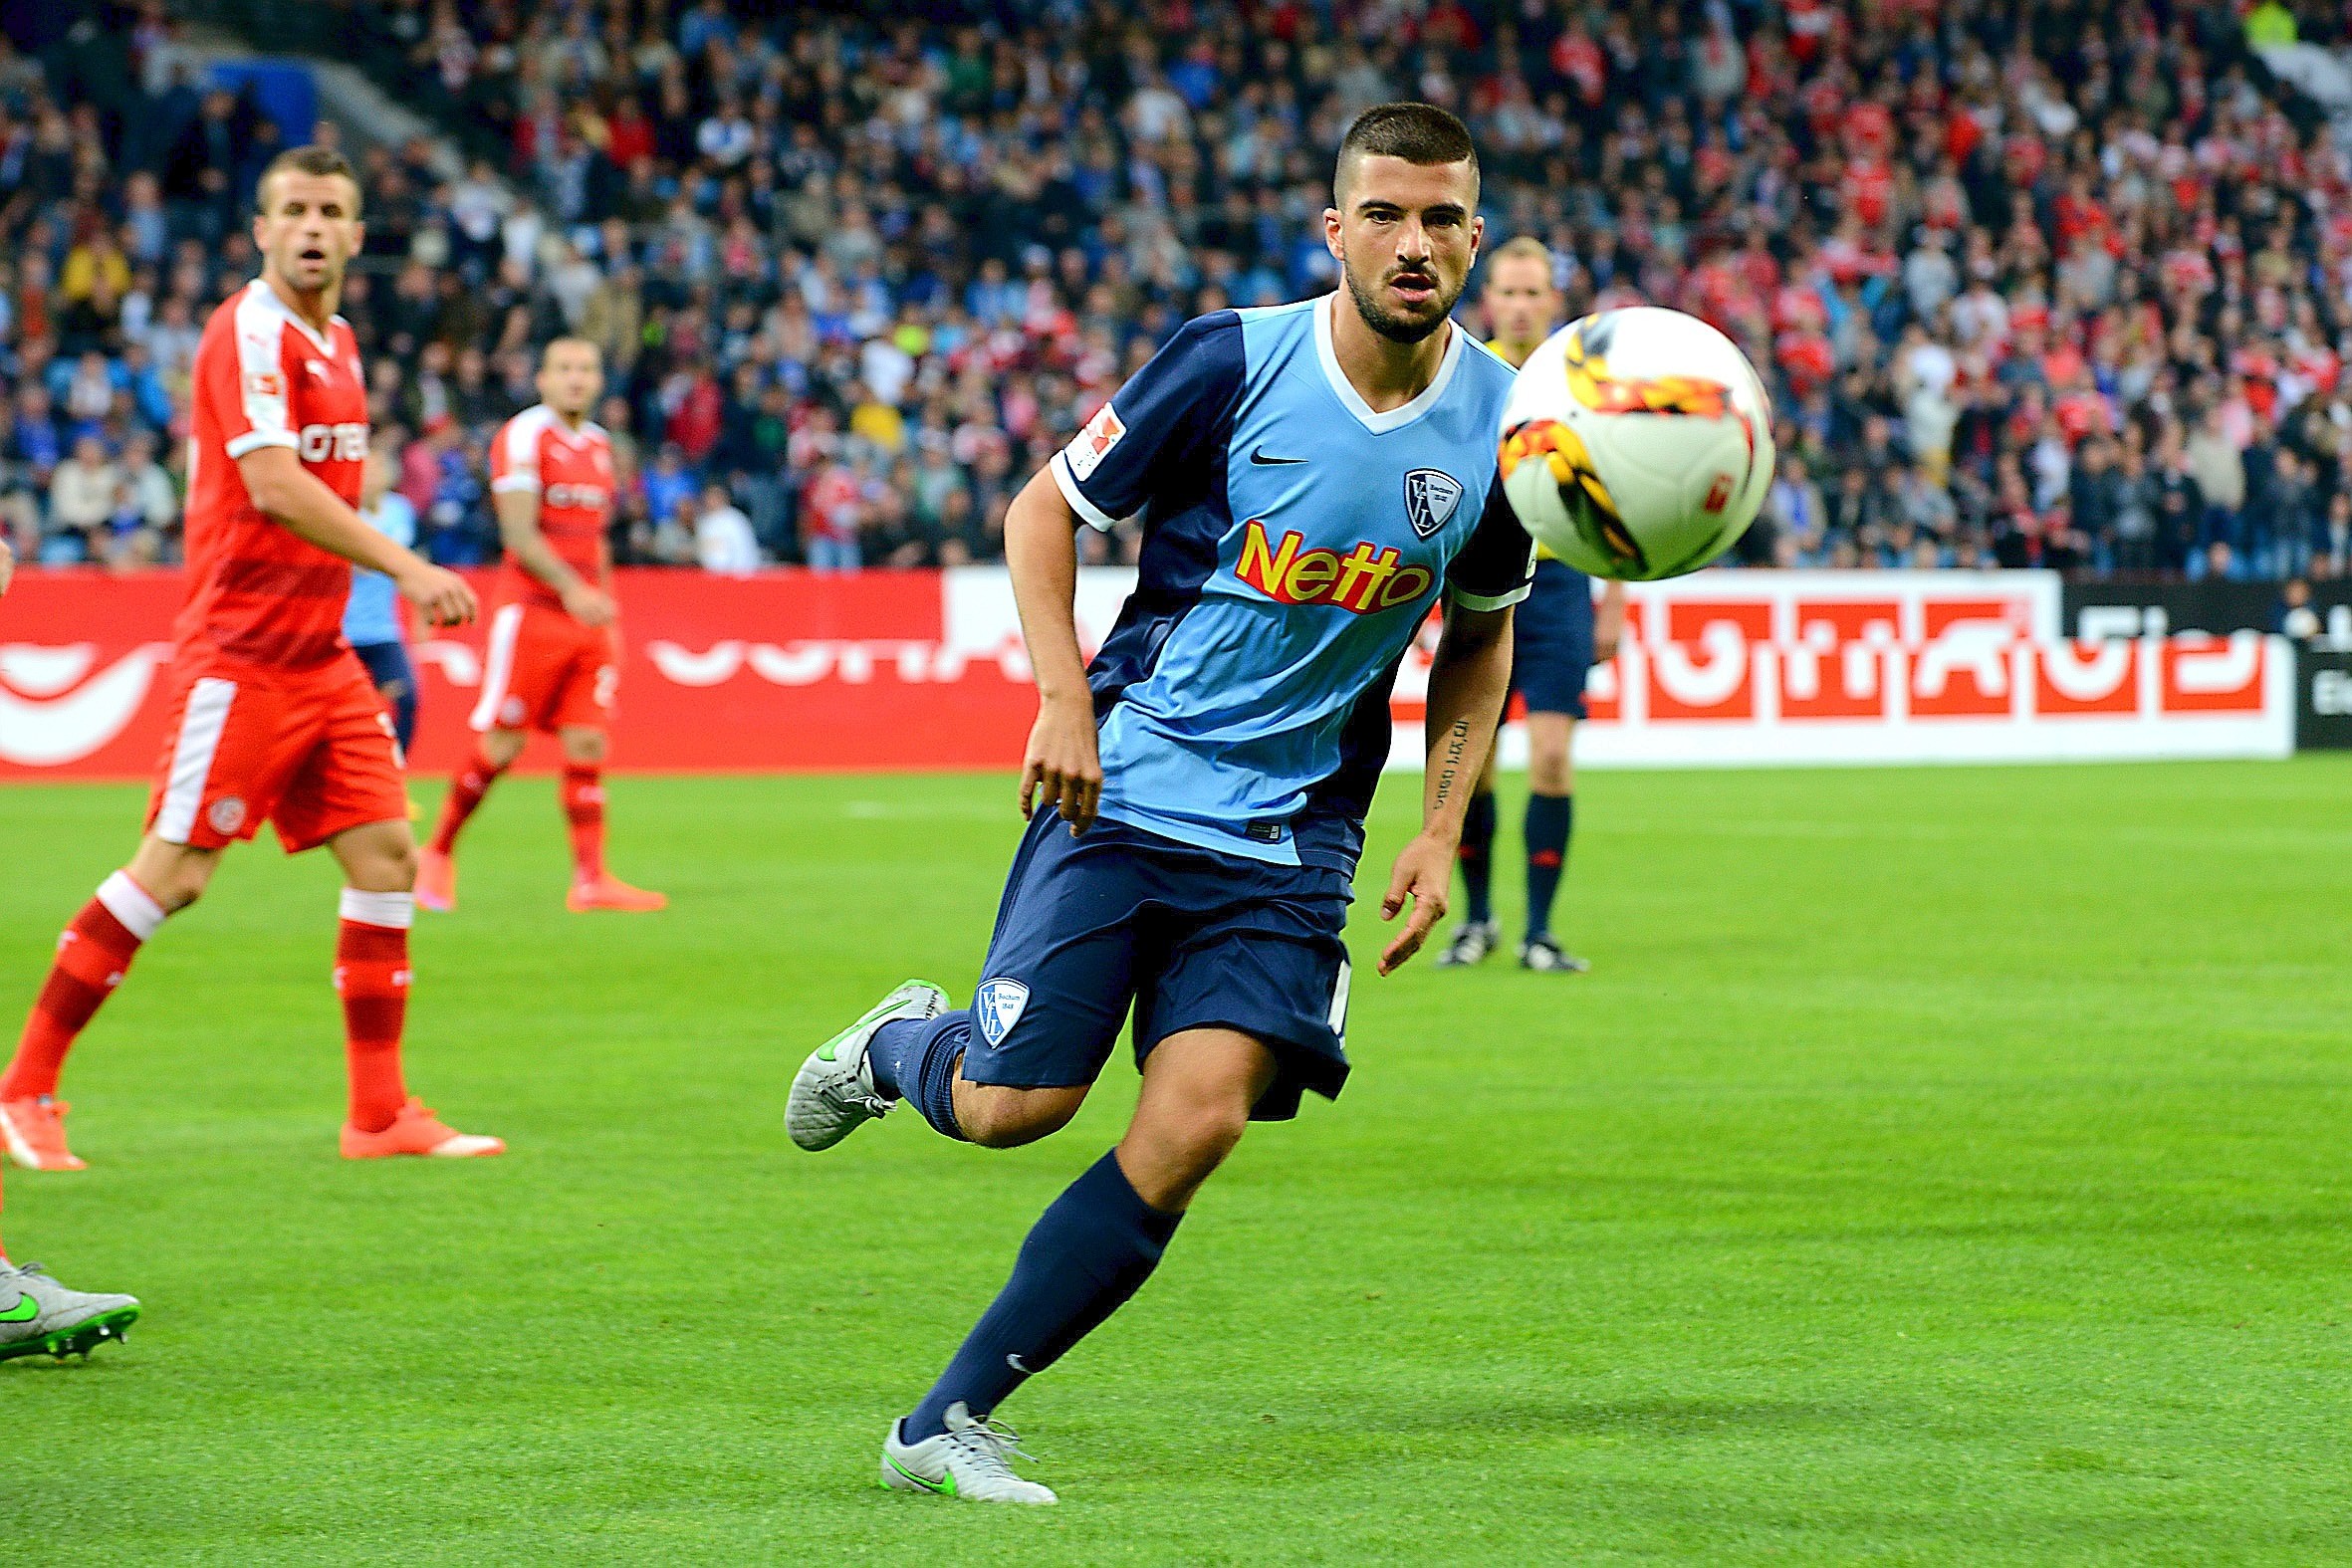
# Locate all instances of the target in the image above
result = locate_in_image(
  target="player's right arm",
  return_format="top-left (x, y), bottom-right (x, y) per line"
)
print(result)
top-left (206, 317), bottom-right (475, 626)
top-left (1006, 466), bottom-right (1100, 833)
top-left (1019, 315), bottom-right (1246, 832)
top-left (239, 446), bottom-right (476, 626)
top-left (492, 487), bottom-right (614, 626)
top-left (0, 535), bottom-right (14, 595)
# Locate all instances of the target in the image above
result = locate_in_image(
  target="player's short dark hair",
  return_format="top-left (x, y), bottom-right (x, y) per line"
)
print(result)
top-left (1334, 103), bottom-right (1479, 206)
top-left (256, 145), bottom-right (361, 216)
top-left (541, 336), bottom-right (602, 365)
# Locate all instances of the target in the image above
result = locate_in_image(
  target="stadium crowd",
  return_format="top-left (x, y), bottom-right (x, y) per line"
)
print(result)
top-left (6, 0), bottom-right (2352, 580)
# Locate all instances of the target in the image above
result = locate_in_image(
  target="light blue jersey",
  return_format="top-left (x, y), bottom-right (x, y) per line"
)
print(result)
top-left (344, 493), bottom-right (417, 648)
top-left (1050, 294), bottom-right (1533, 872)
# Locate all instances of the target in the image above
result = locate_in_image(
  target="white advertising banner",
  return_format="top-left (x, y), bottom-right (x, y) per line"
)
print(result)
top-left (1386, 569), bottom-right (2294, 768)
top-left (942, 566), bottom-right (2291, 770)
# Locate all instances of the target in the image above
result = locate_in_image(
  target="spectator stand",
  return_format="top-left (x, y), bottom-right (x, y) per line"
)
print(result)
top-left (7, 1), bottom-right (2352, 587)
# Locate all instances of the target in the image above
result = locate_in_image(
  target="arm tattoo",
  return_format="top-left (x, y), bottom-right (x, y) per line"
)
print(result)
top-left (1431, 718), bottom-right (1471, 813)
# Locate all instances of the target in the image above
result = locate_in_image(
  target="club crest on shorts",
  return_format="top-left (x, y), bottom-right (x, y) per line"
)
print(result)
top-left (207, 796), bottom-right (246, 834)
top-left (975, 978), bottom-right (1030, 1046)
top-left (1403, 469), bottom-right (1464, 539)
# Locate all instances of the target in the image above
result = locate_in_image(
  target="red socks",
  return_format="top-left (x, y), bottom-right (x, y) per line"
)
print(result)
top-left (562, 764), bottom-right (606, 883)
top-left (336, 890), bottom-right (413, 1134)
top-left (437, 748), bottom-right (612, 887)
top-left (5, 874), bottom-right (416, 1138)
top-left (430, 748), bottom-right (508, 855)
top-left (2, 872), bottom-right (164, 1102)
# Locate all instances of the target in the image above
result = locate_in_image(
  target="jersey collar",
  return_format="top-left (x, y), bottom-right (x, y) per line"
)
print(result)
top-left (1312, 291), bottom-right (1465, 436)
top-left (247, 277), bottom-right (345, 355)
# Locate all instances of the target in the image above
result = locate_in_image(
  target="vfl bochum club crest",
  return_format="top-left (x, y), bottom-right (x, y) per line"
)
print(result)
top-left (975, 978), bottom-right (1031, 1045)
top-left (1403, 469), bottom-right (1464, 539)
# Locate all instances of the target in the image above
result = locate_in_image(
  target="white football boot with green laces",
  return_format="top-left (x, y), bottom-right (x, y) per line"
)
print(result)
top-left (786, 980), bottom-right (947, 1151)
top-left (880, 1402), bottom-right (1058, 1504)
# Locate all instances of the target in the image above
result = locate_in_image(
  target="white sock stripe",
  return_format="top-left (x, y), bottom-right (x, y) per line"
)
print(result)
top-left (96, 871), bottom-right (166, 942)
top-left (339, 889), bottom-right (415, 930)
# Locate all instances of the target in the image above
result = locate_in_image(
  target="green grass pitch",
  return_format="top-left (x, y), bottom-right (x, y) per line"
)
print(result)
top-left (4, 759), bottom-right (2350, 1564)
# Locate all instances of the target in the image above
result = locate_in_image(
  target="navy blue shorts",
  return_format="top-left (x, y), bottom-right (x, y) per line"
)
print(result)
top-left (1509, 559), bottom-right (1595, 720)
top-left (352, 639), bottom-right (417, 754)
top-left (961, 811), bottom-right (1354, 1121)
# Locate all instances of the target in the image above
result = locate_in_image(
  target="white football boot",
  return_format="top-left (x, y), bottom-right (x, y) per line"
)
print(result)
top-left (786, 980), bottom-right (947, 1151)
top-left (0, 1263), bottom-right (139, 1362)
top-left (880, 1402), bottom-right (1058, 1504)
top-left (1434, 919), bottom-right (1501, 968)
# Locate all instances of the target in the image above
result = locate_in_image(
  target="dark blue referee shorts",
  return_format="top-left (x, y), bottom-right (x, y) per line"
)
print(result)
top-left (1508, 558), bottom-right (1596, 720)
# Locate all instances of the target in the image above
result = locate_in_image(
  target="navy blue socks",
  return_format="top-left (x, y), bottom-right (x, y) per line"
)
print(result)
top-left (1459, 789), bottom-right (1498, 925)
top-left (868, 1014), bottom-right (971, 1142)
top-left (903, 1150), bottom-right (1182, 1440)
top-left (1525, 791), bottom-right (1573, 940)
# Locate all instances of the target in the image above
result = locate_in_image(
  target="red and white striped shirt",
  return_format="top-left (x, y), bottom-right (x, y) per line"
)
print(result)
top-left (488, 403), bottom-right (614, 613)
top-left (176, 279), bottom-right (369, 672)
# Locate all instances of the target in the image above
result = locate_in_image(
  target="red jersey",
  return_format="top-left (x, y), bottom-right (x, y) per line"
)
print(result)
top-left (488, 403), bottom-right (614, 613)
top-left (178, 279), bottom-right (369, 671)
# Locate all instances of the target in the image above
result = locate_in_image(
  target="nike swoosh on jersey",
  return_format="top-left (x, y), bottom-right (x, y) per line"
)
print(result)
top-left (1249, 447), bottom-right (1307, 465)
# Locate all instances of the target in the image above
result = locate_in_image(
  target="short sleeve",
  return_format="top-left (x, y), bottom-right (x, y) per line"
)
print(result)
top-left (489, 416), bottom-right (543, 494)
top-left (215, 319), bottom-right (297, 460)
top-left (1050, 312), bottom-right (1245, 531)
top-left (1446, 471), bottom-right (1538, 611)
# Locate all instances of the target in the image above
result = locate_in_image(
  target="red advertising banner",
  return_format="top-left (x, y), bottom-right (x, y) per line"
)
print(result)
top-left (0, 566), bottom-right (2295, 782)
top-left (0, 568), bottom-right (1041, 780)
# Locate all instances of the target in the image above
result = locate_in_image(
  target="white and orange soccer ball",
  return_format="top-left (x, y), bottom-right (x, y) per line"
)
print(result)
top-left (1497, 307), bottom-right (1774, 581)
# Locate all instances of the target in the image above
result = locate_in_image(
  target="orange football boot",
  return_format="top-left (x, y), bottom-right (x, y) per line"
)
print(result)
top-left (414, 847), bottom-right (457, 913)
top-left (566, 874), bottom-right (667, 913)
top-left (341, 1098), bottom-right (505, 1160)
top-left (0, 1097), bottom-right (87, 1171)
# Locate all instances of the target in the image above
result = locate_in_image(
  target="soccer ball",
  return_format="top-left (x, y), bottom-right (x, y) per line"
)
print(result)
top-left (1497, 307), bottom-right (1774, 580)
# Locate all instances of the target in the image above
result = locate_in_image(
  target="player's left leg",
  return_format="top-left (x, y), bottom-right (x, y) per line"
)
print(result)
top-left (283, 679), bottom-right (504, 1158)
top-left (556, 724), bottom-right (666, 913)
top-left (880, 1028), bottom-right (1276, 1504)
top-left (323, 818), bottom-right (505, 1160)
top-left (1519, 710), bottom-right (1587, 973)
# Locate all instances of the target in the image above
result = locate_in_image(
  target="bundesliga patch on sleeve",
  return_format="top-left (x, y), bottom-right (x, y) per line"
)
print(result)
top-left (244, 369), bottom-right (285, 398)
top-left (1063, 401), bottom-right (1125, 482)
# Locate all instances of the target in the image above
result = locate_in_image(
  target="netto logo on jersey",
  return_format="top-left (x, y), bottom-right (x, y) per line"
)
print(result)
top-left (299, 423), bottom-right (367, 463)
top-left (1235, 518), bottom-right (1434, 613)
top-left (545, 483), bottom-right (608, 510)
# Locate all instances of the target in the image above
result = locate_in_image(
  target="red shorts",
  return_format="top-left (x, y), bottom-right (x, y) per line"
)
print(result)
top-left (144, 652), bottom-right (408, 853)
top-left (468, 601), bottom-right (616, 735)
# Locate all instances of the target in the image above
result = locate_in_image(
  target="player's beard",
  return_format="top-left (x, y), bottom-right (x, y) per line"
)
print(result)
top-left (272, 237), bottom-right (349, 302)
top-left (1342, 254), bottom-right (1463, 345)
